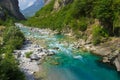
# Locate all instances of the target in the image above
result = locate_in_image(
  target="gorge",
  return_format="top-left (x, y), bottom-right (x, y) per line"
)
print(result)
top-left (15, 23), bottom-right (120, 80)
top-left (0, 0), bottom-right (120, 80)
top-left (25, 0), bottom-right (120, 72)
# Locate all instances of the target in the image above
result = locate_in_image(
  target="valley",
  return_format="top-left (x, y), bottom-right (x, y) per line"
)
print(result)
top-left (0, 0), bottom-right (120, 80)
top-left (14, 23), bottom-right (120, 80)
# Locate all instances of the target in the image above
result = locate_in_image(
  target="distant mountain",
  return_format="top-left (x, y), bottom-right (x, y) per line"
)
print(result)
top-left (21, 0), bottom-right (44, 17)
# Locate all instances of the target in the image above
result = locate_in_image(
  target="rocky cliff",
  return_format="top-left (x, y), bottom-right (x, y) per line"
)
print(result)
top-left (74, 34), bottom-right (120, 71)
top-left (0, 0), bottom-right (25, 20)
top-left (54, 0), bottom-right (73, 10)
top-left (44, 0), bottom-right (72, 9)
top-left (44, 0), bottom-right (51, 5)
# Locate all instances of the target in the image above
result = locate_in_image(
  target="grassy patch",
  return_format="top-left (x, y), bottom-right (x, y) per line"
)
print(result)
top-left (25, 51), bottom-right (33, 58)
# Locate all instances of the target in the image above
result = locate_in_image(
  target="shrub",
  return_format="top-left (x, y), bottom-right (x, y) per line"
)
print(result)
top-left (25, 52), bottom-right (33, 58)
top-left (92, 25), bottom-right (109, 45)
top-left (24, 0), bottom-right (120, 36)
top-left (0, 25), bottom-right (25, 80)
top-left (0, 53), bottom-right (25, 80)
top-left (3, 26), bottom-right (25, 49)
top-left (78, 18), bottom-right (87, 31)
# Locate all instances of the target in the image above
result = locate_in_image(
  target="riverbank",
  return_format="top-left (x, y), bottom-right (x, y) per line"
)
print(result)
top-left (14, 23), bottom-right (56, 80)
top-left (14, 23), bottom-right (120, 80)
top-left (16, 23), bottom-right (120, 72)
top-left (77, 38), bottom-right (120, 71)
top-left (65, 33), bottom-right (120, 71)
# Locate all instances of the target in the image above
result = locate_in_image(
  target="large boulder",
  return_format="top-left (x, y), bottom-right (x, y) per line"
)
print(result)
top-left (113, 54), bottom-right (120, 71)
top-left (30, 54), bottom-right (40, 61)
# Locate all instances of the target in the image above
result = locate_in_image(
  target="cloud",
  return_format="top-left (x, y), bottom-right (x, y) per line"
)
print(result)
top-left (18, 0), bottom-right (36, 10)
top-left (27, 1), bottom-right (34, 7)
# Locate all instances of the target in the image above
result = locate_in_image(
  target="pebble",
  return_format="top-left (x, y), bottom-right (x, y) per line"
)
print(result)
top-left (14, 23), bottom-right (56, 80)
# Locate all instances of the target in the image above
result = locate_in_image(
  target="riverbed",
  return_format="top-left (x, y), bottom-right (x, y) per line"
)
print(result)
top-left (16, 23), bottom-right (120, 80)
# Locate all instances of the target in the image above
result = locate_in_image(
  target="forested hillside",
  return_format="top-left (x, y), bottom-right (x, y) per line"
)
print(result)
top-left (0, 1), bottom-right (25, 79)
top-left (25, 0), bottom-right (120, 44)
top-left (0, 0), bottom-right (118, 79)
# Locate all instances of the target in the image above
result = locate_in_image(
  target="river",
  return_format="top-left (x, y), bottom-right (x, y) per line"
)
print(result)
top-left (17, 23), bottom-right (120, 80)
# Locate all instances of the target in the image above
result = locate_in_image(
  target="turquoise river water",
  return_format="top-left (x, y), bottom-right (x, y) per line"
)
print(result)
top-left (19, 26), bottom-right (120, 80)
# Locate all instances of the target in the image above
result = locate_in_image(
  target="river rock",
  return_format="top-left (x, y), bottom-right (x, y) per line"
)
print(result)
top-left (36, 48), bottom-right (43, 52)
top-left (17, 52), bottom-right (22, 58)
top-left (37, 52), bottom-right (46, 57)
top-left (113, 54), bottom-right (120, 71)
top-left (47, 51), bottom-right (55, 56)
top-left (53, 47), bottom-right (59, 50)
top-left (103, 57), bottom-right (110, 63)
top-left (30, 54), bottom-right (40, 61)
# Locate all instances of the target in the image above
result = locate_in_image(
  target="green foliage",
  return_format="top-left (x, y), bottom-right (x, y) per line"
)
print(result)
top-left (93, 0), bottom-right (113, 22)
top-left (24, 0), bottom-right (120, 36)
top-left (0, 8), bottom-right (16, 27)
top-left (25, 52), bottom-right (33, 58)
top-left (92, 25), bottom-right (109, 45)
top-left (0, 26), bottom-right (25, 80)
top-left (0, 6), bottom-right (25, 80)
top-left (93, 0), bottom-right (120, 35)
top-left (0, 53), bottom-right (25, 80)
top-left (35, 0), bottom-right (55, 17)
top-left (78, 18), bottom-right (87, 31)
top-left (69, 0), bottom-right (94, 18)
top-left (3, 26), bottom-right (25, 50)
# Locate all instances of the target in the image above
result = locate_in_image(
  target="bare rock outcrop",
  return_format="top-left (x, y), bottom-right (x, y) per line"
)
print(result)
top-left (44, 0), bottom-right (51, 5)
top-left (0, 7), bottom-right (6, 20)
top-left (74, 36), bottom-right (120, 71)
top-left (54, 0), bottom-right (73, 10)
top-left (113, 54), bottom-right (120, 71)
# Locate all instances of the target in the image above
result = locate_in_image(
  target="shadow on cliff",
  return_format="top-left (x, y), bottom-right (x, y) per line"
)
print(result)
top-left (0, 0), bottom-right (25, 20)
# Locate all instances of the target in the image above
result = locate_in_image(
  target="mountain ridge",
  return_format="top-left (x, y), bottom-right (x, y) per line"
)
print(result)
top-left (22, 0), bottom-right (44, 17)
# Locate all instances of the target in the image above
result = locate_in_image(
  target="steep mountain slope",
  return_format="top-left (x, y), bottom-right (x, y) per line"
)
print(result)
top-left (22, 0), bottom-right (44, 17)
top-left (0, 0), bottom-right (25, 20)
top-left (0, 0), bottom-right (25, 80)
top-left (26, 0), bottom-right (120, 36)
top-left (44, 0), bottom-right (51, 5)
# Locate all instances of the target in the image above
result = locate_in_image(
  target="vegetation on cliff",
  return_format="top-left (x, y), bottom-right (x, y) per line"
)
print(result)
top-left (25, 0), bottom-right (120, 45)
top-left (0, 22), bottom-right (25, 80)
top-left (0, 6), bottom-right (25, 80)
top-left (0, 25), bottom-right (25, 80)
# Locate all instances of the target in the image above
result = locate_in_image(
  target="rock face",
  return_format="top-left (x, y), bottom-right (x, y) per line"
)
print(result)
top-left (54, 0), bottom-right (73, 10)
top-left (44, 0), bottom-right (73, 10)
top-left (0, 0), bottom-right (25, 20)
top-left (44, 0), bottom-right (51, 5)
top-left (74, 37), bottom-right (120, 71)
top-left (113, 54), bottom-right (120, 71)
top-left (0, 7), bottom-right (6, 20)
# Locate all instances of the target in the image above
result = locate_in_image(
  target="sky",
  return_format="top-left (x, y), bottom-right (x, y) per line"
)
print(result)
top-left (18, 0), bottom-right (36, 10)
